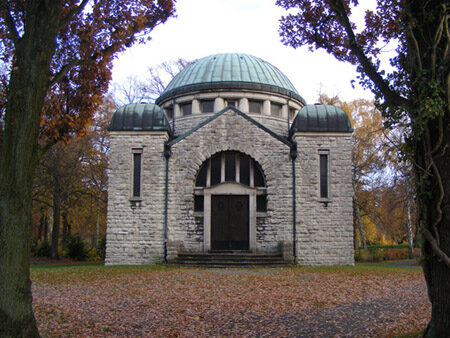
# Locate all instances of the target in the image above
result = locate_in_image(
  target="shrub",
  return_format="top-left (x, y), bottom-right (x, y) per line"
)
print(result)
top-left (34, 240), bottom-right (51, 257)
top-left (64, 234), bottom-right (88, 261)
top-left (355, 246), bottom-right (421, 262)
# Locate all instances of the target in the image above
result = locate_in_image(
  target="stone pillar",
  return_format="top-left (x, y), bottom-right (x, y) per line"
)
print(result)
top-left (214, 97), bottom-right (225, 112)
top-left (192, 99), bottom-right (200, 114)
top-left (263, 100), bottom-right (271, 116)
top-left (239, 98), bottom-right (249, 113)
top-left (174, 103), bottom-right (182, 118)
top-left (282, 104), bottom-right (289, 119)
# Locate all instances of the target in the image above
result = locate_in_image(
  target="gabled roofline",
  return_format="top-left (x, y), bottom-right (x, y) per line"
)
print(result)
top-left (167, 106), bottom-right (293, 147)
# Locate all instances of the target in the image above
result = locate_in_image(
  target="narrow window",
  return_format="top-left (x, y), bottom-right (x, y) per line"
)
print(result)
top-left (210, 155), bottom-right (221, 186)
top-left (181, 102), bottom-right (192, 115)
top-left (320, 154), bottom-right (328, 198)
top-left (194, 195), bottom-right (204, 212)
top-left (226, 100), bottom-right (236, 107)
top-left (254, 161), bottom-right (265, 187)
top-left (195, 164), bottom-right (207, 187)
top-left (132, 150), bottom-right (142, 198)
top-left (201, 100), bottom-right (214, 113)
top-left (257, 195), bottom-right (267, 212)
top-left (239, 154), bottom-right (250, 186)
top-left (225, 152), bottom-right (236, 182)
top-left (248, 100), bottom-right (262, 114)
top-left (165, 106), bottom-right (173, 120)
top-left (271, 103), bottom-right (282, 117)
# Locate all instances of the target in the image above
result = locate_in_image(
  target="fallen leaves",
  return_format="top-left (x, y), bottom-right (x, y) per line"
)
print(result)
top-left (31, 264), bottom-right (430, 336)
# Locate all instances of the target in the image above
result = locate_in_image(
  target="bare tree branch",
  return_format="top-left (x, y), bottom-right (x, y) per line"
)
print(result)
top-left (331, 0), bottom-right (412, 109)
top-left (59, 0), bottom-right (90, 30)
top-left (422, 226), bottom-right (450, 268)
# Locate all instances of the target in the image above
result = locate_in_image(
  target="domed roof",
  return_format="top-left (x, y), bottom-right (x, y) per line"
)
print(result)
top-left (110, 103), bottom-right (171, 132)
top-left (290, 105), bottom-right (352, 133)
top-left (156, 53), bottom-right (305, 105)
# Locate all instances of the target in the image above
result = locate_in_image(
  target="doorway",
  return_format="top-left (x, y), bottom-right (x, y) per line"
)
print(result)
top-left (211, 195), bottom-right (249, 250)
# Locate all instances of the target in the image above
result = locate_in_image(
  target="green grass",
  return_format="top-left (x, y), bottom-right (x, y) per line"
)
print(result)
top-left (30, 261), bottom-right (421, 280)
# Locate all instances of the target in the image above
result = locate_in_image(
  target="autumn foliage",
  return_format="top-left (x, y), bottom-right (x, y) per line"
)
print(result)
top-left (0, 1), bottom-right (175, 336)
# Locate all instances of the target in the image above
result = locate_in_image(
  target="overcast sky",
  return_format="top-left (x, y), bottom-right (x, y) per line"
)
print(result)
top-left (112, 0), bottom-right (382, 104)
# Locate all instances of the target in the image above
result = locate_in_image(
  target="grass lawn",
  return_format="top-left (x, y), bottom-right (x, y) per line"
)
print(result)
top-left (31, 262), bottom-right (430, 337)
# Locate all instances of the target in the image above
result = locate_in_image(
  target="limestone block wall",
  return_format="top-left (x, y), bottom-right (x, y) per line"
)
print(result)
top-left (105, 132), bottom-right (168, 265)
top-left (167, 108), bottom-right (293, 256)
top-left (294, 133), bottom-right (354, 265)
top-left (172, 114), bottom-right (290, 138)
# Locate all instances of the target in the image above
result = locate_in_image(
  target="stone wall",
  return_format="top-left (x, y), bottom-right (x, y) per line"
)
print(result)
top-left (294, 133), bottom-right (354, 265)
top-left (105, 114), bottom-right (354, 266)
top-left (105, 132), bottom-right (169, 265)
top-left (172, 113), bottom-right (290, 137)
top-left (167, 108), bottom-right (293, 256)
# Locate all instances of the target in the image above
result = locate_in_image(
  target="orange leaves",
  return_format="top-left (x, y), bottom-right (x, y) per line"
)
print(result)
top-left (1, 1), bottom-right (176, 149)
top-left (31, 266), bottom-right (429, 336)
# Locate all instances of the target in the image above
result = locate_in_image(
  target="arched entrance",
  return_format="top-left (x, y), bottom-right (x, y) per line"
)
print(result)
top-left (194, 151), bottom-right (267, 251)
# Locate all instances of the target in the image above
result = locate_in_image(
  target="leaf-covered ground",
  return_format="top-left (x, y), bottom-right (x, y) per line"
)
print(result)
top-left (31, 263), bottom-right (430, 337)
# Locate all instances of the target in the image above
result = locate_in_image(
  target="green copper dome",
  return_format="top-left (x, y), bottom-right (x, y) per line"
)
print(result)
top-left (290, 105), bottom-right (353, 133)
top-left (156, 53), bottom-right (305, 105)
top-left (110, 103), bottom-right (171, 132)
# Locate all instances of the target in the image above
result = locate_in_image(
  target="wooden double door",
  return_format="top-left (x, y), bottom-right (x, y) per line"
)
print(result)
top-left (211, 195), bottom-right (249, 251)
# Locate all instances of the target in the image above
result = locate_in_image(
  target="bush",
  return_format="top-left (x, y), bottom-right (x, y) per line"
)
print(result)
top-left (34, 240), bottom-right (51, 257)
top-left (64, 234), bottom-right (88, 261)
top-left (355, 246), bottom-right (421, 262)
top-left (88, 236), bottom-right (106, 261)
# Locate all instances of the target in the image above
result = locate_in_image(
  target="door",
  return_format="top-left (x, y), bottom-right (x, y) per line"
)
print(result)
top-left (211, 195), bottom-right (249, 250)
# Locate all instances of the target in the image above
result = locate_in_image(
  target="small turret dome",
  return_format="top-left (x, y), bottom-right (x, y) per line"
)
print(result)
top-left (290, 104), bottom-right (352, 133)
top-left (110, 103), bottom-right (171, 132)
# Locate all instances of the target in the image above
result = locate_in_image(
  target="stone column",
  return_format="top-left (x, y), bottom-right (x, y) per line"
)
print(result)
top-left (192, 99), bottom-right (200, 114)
top-left (214, 97), bottom-right (225, 112)
top-left (263, 100), bottom-right (271, 116)
top-left (239, 98), bottom-right (249, 113)
top-left (282, 104), bottom-right (289, 119)
top-left (174, 103), bottom-right (182, 118)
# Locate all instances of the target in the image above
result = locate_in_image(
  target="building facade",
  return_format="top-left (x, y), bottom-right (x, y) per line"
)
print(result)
top-left (105, 53), bottom-right (354, 265)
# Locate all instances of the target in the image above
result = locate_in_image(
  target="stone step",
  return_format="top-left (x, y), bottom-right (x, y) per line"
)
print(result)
top-left (172, 251), bottom-right (292, 267)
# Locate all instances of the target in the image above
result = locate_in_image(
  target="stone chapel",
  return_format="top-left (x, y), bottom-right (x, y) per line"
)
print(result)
top-left (105, 53), bottom-right (354, 266)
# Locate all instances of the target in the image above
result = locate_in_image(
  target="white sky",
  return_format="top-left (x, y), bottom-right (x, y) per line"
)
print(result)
top-left (112, 0), bottom-right (383, 104)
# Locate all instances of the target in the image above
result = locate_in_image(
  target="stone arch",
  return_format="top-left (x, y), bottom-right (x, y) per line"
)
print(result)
top-left (193, 150), bottom-right (267, 188)
top-left (188, 146), bottom-right (271, 190)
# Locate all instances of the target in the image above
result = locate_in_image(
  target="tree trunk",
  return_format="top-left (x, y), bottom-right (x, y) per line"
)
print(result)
top-left (0, 3), bottom-right (62, 336)
top-left (352, 181), bottom-right (367, 250)
top-left (51, 189), bottom-right (61, 259)
top-left (62, 212), bottom-right (69, 246)
top-left (406, 198), bottom-right (414, 259)
top-left (38, 213), bottom-right (44, 242)
top-left (419, 121), bottom-right (450, 337)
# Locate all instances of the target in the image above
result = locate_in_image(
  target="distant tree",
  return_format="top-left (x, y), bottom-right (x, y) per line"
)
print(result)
top-left (111, 75), bottom-right (152, 106)
top-left (112, 58), bottom-right (191, 105)
top-left (278, 1), bottom-right (449, 334)
top-left (0, 1), bottom-right (175, 335)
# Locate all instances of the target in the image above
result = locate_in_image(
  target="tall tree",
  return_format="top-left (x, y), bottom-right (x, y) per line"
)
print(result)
top-left (0, 1), bottom-right (175, 335)
top-left (278, 0), bottom-right (449, 335)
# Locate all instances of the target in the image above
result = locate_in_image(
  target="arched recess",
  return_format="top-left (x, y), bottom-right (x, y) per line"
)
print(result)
top-left (193, 151), bottom-right (267, 251)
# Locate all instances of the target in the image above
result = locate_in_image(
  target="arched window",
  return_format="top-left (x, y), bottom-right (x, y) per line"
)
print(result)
top-left (195, 151), bottom-right (266, 188)
top-left (194, 151), bottom-right (267, 212)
